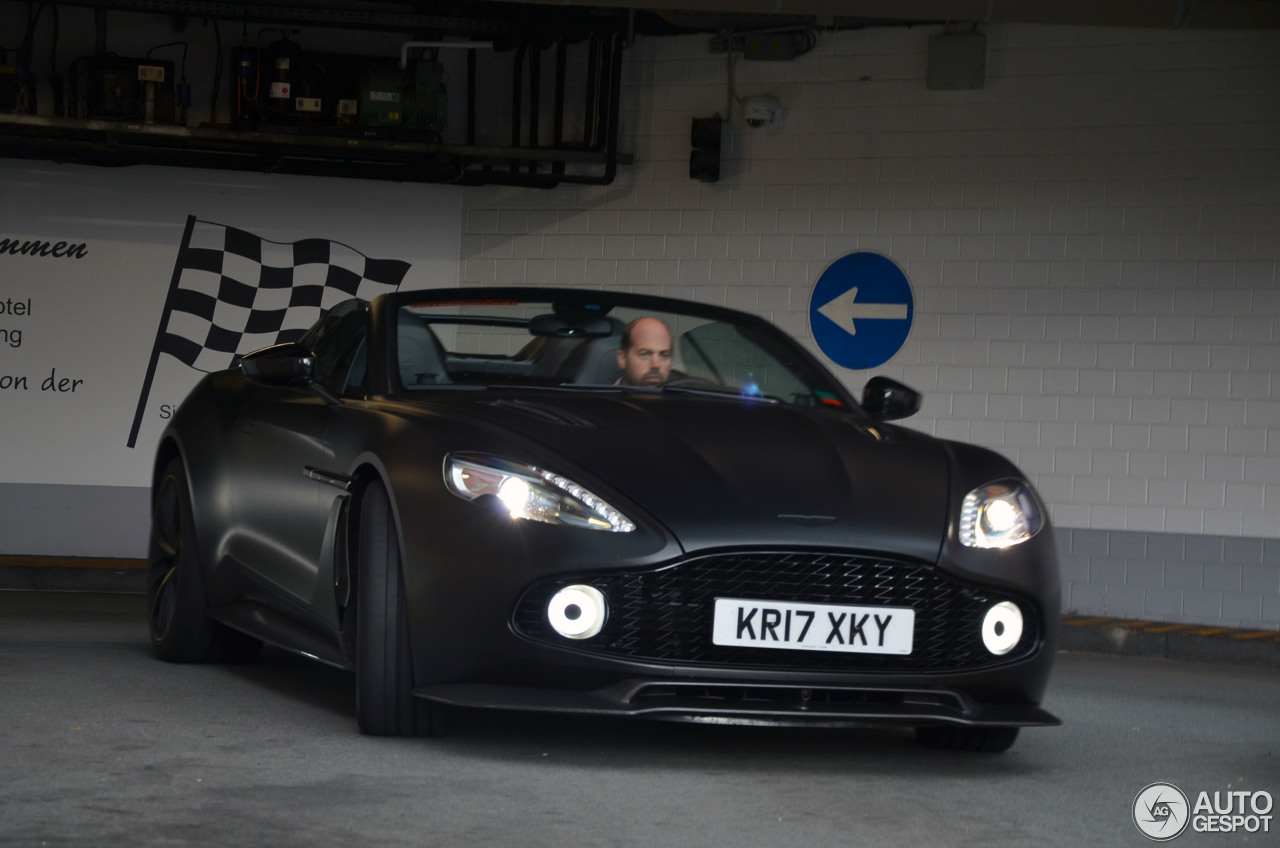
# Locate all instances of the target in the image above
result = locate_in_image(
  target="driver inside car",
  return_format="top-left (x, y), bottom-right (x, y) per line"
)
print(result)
top-left (616, 316), bottom-right (673, 387)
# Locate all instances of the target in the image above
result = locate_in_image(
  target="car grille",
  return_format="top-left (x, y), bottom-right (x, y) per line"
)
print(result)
top-left (513, 550), bottom-right (1040, 672)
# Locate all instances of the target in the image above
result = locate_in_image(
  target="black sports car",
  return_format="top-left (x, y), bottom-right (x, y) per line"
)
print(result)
top-left (149, 286), bottom-right (1060, 751)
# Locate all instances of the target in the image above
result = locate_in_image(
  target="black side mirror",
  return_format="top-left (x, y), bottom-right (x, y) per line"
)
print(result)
top-left (860, 376), bottom-right (921, 421)
top-left (240, 343), bottom-right (315, 387)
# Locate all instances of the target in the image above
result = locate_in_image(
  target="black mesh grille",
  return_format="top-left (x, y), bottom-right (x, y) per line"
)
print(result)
top-left (514, 551), bottom-right (1039, 672)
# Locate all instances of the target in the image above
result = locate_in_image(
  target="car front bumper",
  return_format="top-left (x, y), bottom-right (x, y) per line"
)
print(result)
top-left (414, 678), bottom-right (1061, 728)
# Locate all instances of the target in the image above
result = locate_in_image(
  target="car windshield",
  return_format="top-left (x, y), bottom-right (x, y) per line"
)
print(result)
top-left (393, 290), bottom-right (853, 410)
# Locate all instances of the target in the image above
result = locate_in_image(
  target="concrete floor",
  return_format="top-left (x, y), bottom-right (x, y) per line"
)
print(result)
top-left (2, 591), bottom-right (1277, 847)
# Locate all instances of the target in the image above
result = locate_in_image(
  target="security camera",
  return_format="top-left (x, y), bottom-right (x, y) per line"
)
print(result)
top-left (742, 96), bottom-right (782, 129)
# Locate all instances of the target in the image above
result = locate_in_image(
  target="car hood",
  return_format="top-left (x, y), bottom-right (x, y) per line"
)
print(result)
top-left (420, 390), bottom-right (952, 561)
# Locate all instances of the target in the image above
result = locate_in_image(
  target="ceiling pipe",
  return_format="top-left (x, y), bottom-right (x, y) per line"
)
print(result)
top-left (490, 0), bottom-right (1280, 29)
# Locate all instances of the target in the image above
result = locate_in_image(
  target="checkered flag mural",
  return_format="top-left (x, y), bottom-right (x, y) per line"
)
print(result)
top-left (128, 216), bottom-right (412, 447)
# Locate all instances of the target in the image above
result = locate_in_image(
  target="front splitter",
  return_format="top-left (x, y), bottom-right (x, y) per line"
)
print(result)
top-left (415, 679), bottom-right (1061, 729)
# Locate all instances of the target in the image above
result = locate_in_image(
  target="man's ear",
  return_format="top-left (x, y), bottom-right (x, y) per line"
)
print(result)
top-left (616, 349), bottom-right (626, 369)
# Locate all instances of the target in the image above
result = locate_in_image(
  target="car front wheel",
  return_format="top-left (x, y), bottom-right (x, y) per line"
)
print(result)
top-left (354, 479), bottom-right (448, 737)
top-left (148, 456), bottom-right (261, 663)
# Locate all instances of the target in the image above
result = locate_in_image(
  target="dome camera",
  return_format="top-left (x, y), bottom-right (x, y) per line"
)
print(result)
top-left (742, 96), bottom-right (782, 129)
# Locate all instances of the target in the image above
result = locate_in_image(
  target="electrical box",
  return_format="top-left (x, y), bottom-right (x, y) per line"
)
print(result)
top-left (228, 45), bottom-right (442, 135)
top-left (359, 67), bottom-right (404, 128)
top-left (230, 43), bottom-right (357, 130)
top-left (86, 56), bottom-right (176, 122)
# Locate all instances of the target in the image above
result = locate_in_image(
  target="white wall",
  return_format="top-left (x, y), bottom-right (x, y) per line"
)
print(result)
top-left (0, 161), bottom-right (462, 556)
top-left (459, 24), bottom-right (1280, 626)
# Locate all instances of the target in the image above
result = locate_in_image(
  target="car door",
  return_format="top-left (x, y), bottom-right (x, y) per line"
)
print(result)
top-left (226, 300), bottom-right (368, 608)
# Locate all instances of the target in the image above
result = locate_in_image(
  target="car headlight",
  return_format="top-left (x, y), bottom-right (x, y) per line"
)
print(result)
top-left (444, 453), bottom-right (636, 533)
top-left (959, 482), bottom-right (1043, 549)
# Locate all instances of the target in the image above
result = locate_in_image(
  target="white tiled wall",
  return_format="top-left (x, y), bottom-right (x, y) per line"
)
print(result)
top-left (460, 24), bottom-right (1280, 626)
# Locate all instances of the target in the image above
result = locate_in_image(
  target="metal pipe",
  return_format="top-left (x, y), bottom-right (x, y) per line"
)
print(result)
top-left (590, 33), bottom-right (613, 152)
top-left (598, 32), bottom-right (623, 184)
top-left (510, 44), bottom-right (526, 173)
top-left (551, 39), bottom-right (567, 178)
top-left (528, 46), bottom-right (541, 173)
top-left (579, 34), bottom-right (601, 150)
top-left (466, 47), bottom-right (477, 148)
top-left (472, 0), bottom-right (1280, 30)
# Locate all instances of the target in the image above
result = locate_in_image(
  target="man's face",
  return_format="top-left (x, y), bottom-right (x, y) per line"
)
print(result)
top-left (617, 318), bottom-right (673, 387)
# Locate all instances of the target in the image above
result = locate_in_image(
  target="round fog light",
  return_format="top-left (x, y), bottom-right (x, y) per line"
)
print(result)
top-left (981, 601), bottom-right (1024, 655)
top-left (547, 584), bottom-right (607, 639)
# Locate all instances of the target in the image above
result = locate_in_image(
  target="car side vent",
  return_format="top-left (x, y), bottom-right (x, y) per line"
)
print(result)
top-left (481, 399), bottom-right (597, 428)
top-left (846, 419), bottom-right (894, 443)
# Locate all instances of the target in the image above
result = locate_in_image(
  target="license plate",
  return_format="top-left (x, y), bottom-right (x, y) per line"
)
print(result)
top-left (712, 598), bottom-right (915, 655)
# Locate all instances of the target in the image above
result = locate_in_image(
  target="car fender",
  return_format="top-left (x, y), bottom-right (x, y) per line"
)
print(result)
top-left (154, 370), bottom-right (258, 605)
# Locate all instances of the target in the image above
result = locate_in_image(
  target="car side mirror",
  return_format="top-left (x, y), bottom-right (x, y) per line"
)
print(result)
top-left (240, 343), bottom-right (316, 387)
top-left (860, 376), bottom-right (921, 421)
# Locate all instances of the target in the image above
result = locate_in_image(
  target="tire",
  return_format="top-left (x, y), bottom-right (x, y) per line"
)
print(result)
top-left (914, 725), bottom-right (1020, 753)
top-left (354, 480), bottom-right (449, 737)
top-left (148, 457), bottom-right (262, 664)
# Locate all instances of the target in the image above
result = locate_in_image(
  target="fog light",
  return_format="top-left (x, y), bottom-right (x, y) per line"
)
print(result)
top-left (547, 585), bottom-right (607, 639)
top-left (981, 601), bottom-right (1023, 655)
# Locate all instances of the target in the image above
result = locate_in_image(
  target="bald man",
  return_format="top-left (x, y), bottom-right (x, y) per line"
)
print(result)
top-left (616, 317), bottom-right (673, 387)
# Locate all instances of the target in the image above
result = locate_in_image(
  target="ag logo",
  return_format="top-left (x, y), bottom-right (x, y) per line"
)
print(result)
top-left (1134, 783), bottom-right (1190, 841)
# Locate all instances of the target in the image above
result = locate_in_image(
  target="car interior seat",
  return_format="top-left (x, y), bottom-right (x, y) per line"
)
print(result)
top-left (397, 312), bottom-right (450, 387)
top-left (558, 318), bottom-right (624, 384)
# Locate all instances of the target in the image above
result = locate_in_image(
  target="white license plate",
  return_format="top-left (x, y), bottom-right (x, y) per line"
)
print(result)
top-left (712, 598), bottom-right (915, 655)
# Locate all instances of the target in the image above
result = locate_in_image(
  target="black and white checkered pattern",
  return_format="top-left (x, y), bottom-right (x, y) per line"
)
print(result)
top-left (158, 218), bottom-right (411, 372)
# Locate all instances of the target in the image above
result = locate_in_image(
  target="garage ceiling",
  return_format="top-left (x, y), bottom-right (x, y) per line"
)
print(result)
top-left (431, 0), bottom-right (1280, 33)
top-left (53, 1), bottom-right (1280, 35)
top-left (40, 0), bottom-right (1280, 37)
top-left (5, 0), bottom-right (1273, 185)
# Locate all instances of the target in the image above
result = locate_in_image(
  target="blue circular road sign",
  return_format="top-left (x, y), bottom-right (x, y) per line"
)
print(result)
top-left (809, 252), bottom-right (914, 371)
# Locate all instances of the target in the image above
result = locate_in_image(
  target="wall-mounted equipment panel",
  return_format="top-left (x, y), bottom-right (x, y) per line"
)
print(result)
top-left (0, 0), bottom-right (633, 187)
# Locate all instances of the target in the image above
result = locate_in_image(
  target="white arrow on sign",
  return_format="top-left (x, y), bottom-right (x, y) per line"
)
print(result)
top-left (817, 287), bottom-right (909, 336)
